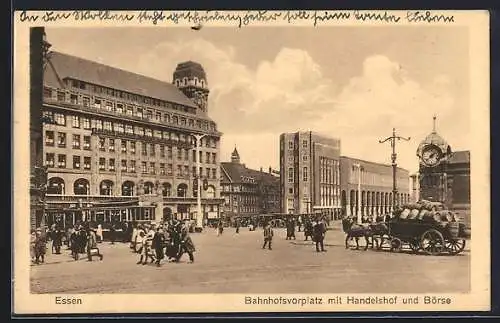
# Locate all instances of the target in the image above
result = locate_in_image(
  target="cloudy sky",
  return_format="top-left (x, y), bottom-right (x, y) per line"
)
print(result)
top-left (45, 26), bottom-right (470, 173)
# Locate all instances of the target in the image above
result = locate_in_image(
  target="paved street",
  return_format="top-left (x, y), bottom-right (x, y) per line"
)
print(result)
top-left (31, 225), bottom-right (470, 294)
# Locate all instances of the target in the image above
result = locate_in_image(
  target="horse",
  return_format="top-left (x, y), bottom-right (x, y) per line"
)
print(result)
top-left (368, 222), bottom-right (390, 250)
top-left (342, 217), bottom-right (373, 250)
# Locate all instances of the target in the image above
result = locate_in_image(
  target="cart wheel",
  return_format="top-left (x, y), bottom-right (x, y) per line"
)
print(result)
top-left (445, 239), bottom-right (466, 255)
top-left (390, 238), bottom-right (402, 253)
top-left (420, 229), bottom-right (445, 255)
top-left (409, 240), bottom-right (420, 254)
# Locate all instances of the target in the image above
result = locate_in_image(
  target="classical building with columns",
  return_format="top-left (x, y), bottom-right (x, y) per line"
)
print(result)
top-left (339, 156), bottom-right (410, 218)
top-left (36, 30), bottom-right (223, 228)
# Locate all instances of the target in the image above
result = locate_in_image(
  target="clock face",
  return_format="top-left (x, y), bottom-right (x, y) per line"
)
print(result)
top-left (421, 146), bottom-right (442, 167)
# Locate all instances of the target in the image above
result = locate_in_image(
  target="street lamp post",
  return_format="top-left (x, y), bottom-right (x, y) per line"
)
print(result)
top-left (353, 163), bottom-right (362, 224)
top-left (194, 134), bottom-right (207, 231)
top-left (379, 128), bottom-right (410, 213)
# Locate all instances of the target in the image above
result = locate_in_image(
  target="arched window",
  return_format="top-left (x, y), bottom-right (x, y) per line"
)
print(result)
top-left (100, 180), bottom-right (114, 196)
top-left (73, 178), bottom-right (90, 195)
top-left (122, 181), bottom-right (135, 196)
top-left (47, 177), bottom-right (65, 195)
top-left (144, 181), bottom-right (154, 195)
top-left (177, 183), bottom-right (187, 197)
top-left (206, 185), bottom-right (215, 198)
top-left (162, 183), bottom-right (171, 197)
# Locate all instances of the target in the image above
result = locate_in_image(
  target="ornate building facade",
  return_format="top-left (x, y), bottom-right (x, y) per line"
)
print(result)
top-left (38, 32), bottom-right (223, 228)
top-left (220, 148), bottom-right (280, 220)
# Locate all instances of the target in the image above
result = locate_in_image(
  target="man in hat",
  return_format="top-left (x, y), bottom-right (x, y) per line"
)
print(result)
top-left (152, 225), bottom-right (166, 267)
top-left (312, 217), bottom-right (327, 252)
top-left (51, 226), bottom-right (63, 254)
top-left (176, 222), bottom-right (195, 263)
top-left (34, 228), bottom-right (46, 264)
top-left (262, 222), bottom-right (273, 250)
top-left (86, 227), bottom-right (103, 261)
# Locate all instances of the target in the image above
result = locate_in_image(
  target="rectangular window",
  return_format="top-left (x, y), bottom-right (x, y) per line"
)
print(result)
top-left (82, 117), bottom-right (91, 129)
top-left (130, 160), bottom-right (136, 173)
top-left (145, 128), bottom-right (152, 137)
top-left (136, 127), bottom-right (144, 136)
top-left (155, 112), bottom-right (162, 121)
top-left (177, 148), bottom-right (182, 160)
top-left (177, 165), bottom-right (182, 177)
top-left (94, 98), bottom-right (102, 109)
top-left (45, 153), bottom-right (55, 167)
top-left (103, 121), bottom-right (112, 131)
top-left (43, 87), bottom-right (52, 99)
top-left (288, 167), bottom-right (294, 183)
top-left (126, 106), bottom-right (133, 116)
top-left (188, 119), bottom-right (194, 127)
top-left (82, 97), bottom-right (90, 107)
top-left (160, 145), bottom-right (165, 157)
top-left (109, 139), bottom-right (115, 152)
top-left (150, 144), bottom-right (155, 156)
top-left (114, 123), bottom-right (124, 133)
top-left (212, 153), bottom-right (216, 164)
top-left (95, 119), bottom-right (103, 130)
top-left (302, 140), bottom-right (308, 148)
top-left (73, 156), bottom-right (81, 169)
top-left (121, 140), bottom-right (127, 153)
top-left (302, 154), bottom-right (308, 161)
top-left (303, 167), bottom-right (308, 182)
top-left (105, 101), bottom-right (114, 112)
top-left (57, 91), bottom-right (66, 102)
top-left (99, 137), bottom-right (106, 151)
top-left (58, 154), bottom-right (66, 168)
top-left (192, 150), bottom-right (197, 162)
top-left (167, 164), bottom-right (173, 175)
top-left (70, 94), bottom-right (78, 104)
top-left (57, 133), bottom-right (66, 148)
top-left (136, 108), bottom-right (143, 118)
top-left (205, 152), bottom-right (210, 164)
top-left (130, 142), bottom-right (136, 154)
top-left (154, 130), bottom-right (162, 139)
top-left (160, 163), bottom-right (166, 175)
top-left (181, 118), bottom-right (186, 126)
top-left (212, 168), bottom-right (216, 179)
top-left (141, 162), bottom-right (147, 174)
top-left (199, 151), bottom-right (202, 164)
top-left (72, 134), bottom-right (80, 149)
top-left (99, 158), bottom-right (105, 171)
top-left (192, 166), bottom-right (197, 177)
top-left (142, 143), bottom-right (147, 156)
top-left (183, 166), bottom-right (189, 177)
top-left (206, 167), bottom-right (210, 178)
top-left (125, 124), bottom-right (133, 134)
top-left (72, 115), bottom-right (80, 128)
top-left (45, 131), bottom-right (54, 146)
top-left (184, 149), bottom-right (189, 161)
top-left (83, 157), bottom-right (91, 170)
top-left (165, 114), bottom-right (171, 123)
top-left (116, 103), bottom-right (124, 114)
top-left (121, 160), bottom-right (127, 172)
top-left (199, 167), bottom-right (202, 176)
top-left (145, 110), bottom-right (153, 119)
top-left (167, 146), bottom-right (172, 159)
top-left (55, 113), bottom-right (66, 126)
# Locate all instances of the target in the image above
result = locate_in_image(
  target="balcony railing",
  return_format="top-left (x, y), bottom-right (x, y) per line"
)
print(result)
top-left (91, 128), bottom-right (195, 149)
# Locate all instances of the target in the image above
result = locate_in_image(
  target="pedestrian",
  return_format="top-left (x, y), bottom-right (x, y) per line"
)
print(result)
top-left (297, 215), bottom-right (302, 232)
top-left (235, 218), bottom-right (240, 234)
top-left (86, 228), bottom-right (103, 261)
top-left (262, 222), bottom-right (273, 250)
top-left (313, 217), bottom-right (327, 252)
top-left (110, 222), bottom-right (116, 245)
top-left (30, 229), bottom-right (36, 263)
top-left (304, 220), bottom-right (313, 241)
top-left (70, 227), bottom-right (80, 260)
top-left (152, 226), bottom-right (165, 267)
top-left (34, 228), bottom-right (46, 264)
top-left (176, 222), bottom-right (195, 263)
top-left (137, 224), bottom-right (155, 265)
top-left (217, 220), bottom-right (224, 237)
top-left (52, 226), bottom-right (63, 254)
top-left (96, 224), bottom-right (103, 243)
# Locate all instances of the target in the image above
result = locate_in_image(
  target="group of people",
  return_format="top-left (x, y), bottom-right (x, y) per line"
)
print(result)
top-left (263, 216), bottom-right (329, 253)
top-left (130, 220), bottom-right (195, 267)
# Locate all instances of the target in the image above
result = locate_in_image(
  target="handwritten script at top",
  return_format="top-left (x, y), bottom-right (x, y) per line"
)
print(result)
top-left (19, 10), bottom-right (455, 27)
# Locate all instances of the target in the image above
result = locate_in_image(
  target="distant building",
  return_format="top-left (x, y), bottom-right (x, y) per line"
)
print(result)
top-left (340, 157), bottom-right (410, 217)
top-left (220, 147), bottom-right (280, 219)
top-left (279, 132), bottom-right (342, 219)
top-left (416, 116), bottom-right (470, 214)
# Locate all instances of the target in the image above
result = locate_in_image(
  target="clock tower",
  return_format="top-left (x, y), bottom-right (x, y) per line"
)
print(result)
top-left (416, 115), bottom-right (453, 206)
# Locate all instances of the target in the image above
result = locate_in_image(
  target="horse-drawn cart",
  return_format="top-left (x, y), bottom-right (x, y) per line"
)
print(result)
top-left (381, 201), bottom-right (470, 256)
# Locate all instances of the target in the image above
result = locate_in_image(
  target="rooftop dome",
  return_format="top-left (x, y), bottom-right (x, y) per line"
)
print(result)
top-left (173, 61), bottom-right (207, 84)
top-left (416, 115), bottom-right (452, 157)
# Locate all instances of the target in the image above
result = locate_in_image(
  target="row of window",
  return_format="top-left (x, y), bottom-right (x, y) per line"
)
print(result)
top-left (45, 131), bottom-right (92, 150)
top-left (45, 154), bottom-right (218, 179)
top-left (43, 111), bottom-right (218, 147)
top-left (287, 167), bottom-right (310, 183)
top-left (45, 86), bottom-right (216, 131)
top-left (286, 139), bottom-right (309, 150)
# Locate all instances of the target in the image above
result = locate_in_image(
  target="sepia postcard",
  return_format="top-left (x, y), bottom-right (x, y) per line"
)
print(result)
top-left (12, 10), bottom-right (490, 315)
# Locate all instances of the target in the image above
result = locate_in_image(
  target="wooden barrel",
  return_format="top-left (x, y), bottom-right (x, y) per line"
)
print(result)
top-left (433, 212), bottom-right (442, 222)
top-left (446, 222), bottom-right (460, 238)
top-left (407, 209), bottom-right (419, 220)
top-left (400, 209), bottom-right (410, 219)
top-left (417, 209), bottom-right (428, 220)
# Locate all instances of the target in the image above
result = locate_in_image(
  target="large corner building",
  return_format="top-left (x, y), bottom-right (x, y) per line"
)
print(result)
top-left (34, 30), bottom-right (224, 228)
